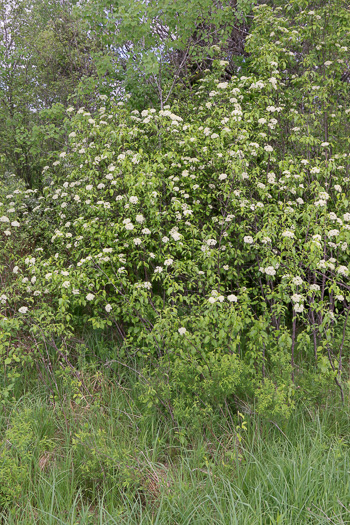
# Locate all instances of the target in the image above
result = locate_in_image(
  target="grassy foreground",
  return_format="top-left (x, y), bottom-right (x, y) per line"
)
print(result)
top-left (1, 363), bottom-right (350, 525)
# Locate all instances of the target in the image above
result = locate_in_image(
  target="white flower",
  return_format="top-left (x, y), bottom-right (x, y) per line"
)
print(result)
top-left (243, 236), bottom-right (254, 244)
top-left (335, 295), bottom-right (344, 301)
top-left (164, 259), bottom-right (173, 266)
top-left (282, 231), bottom-right (294, 239)
top-left (13, 266), bottom-right (19, 273)
top-left (144, 282), bottom-right (152, 289)
top-left (317, 259), bottom-right (327, 269)
top-left (265, 266), bottom-right (276, 276)
top-left (19, 306), bottom-right (28, 314)
top-left (105, 304), bottom-right (112, 312)
top-left (62, 281), bottom-right (70, 288)
top-left (328, 229), bottom-right (340, 237)
top-left (86, 293), bottom-right (95, 301)
top-left (294, 303), bottom-right (304, 313)
top-left (310, 284), bottom-right (320, 292)
top-left (136, 214), bottom-right (145, 223)
top-left (125, 223), bottom-right (134, 230)
top-left (133, 238), bottom-right (142, 245)
top-left (154, 266), bottom-right (163, 273)
top-left (178, 327), bottom-right (187, 335)
top-left (31, 276), bottom-right (37, 284)
top-left (0, 216), bottom-right (9, 222)
top-left (321, 142), bottom-right (330, 147)
top-left (129, 196), bottom-right (138, 204)
top-left (291, 294), bottom-right (303, 303)
top-left (319, 192), bottom-right (330, 200)
top-left (11, 221), bottom-right (20, 227)
top-left (72, 289), bottom-right (80, 295)
top-left (227, 294), bottom-right (237, 302)
top-left (292, 276), bottom-right (303, 286)
top-left (264, 145), bottom-right (273, 152)
top-left (207, 239), bottom-right (217, 246)
top-left (208, 296), bottom-right (216, 304)
top-left (162, 236), bottom-right (169, 243)
top-left (219, 173), bottom-right (227, 181)
top-left (337, 266), bottom-right (348, 276)
top-left (172, 231), bottom-right (181, 241)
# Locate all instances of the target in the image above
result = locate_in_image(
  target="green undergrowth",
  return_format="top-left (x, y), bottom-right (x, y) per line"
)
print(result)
top-left (1, 352), bottom-right (350, 525)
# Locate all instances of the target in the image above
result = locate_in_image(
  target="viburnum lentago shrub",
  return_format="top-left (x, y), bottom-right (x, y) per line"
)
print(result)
top-left (0, 0), bottom-right (349, 417)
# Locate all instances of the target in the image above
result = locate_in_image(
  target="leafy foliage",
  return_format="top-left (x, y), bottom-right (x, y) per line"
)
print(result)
top-left (1, 0), bottom-right (350, 419)
top-left (1, 0), bottom-right (350, 517)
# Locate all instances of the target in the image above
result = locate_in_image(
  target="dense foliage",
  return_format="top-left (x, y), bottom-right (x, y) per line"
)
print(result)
top-left (1, 0), bottom-right (350, 519)
top-left (1, 0), bottom-right (349, 424)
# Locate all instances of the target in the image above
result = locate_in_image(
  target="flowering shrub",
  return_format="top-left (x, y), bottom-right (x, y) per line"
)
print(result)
top-left (1, 1), bottom-right (349, 418)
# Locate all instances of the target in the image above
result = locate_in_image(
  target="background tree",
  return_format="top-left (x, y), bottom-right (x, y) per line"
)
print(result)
top-left (80, 0), bottom-right (253, 109)
top-left (0, 0), bottom-right (103, 188)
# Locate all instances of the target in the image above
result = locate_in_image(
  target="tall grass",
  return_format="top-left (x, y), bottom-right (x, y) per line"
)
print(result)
top-left (1, 360), bottom-right (350, 524)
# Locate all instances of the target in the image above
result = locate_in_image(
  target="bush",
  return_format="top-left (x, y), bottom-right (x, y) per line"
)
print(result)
top-left (1, 0), bottom-right (350, 417)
